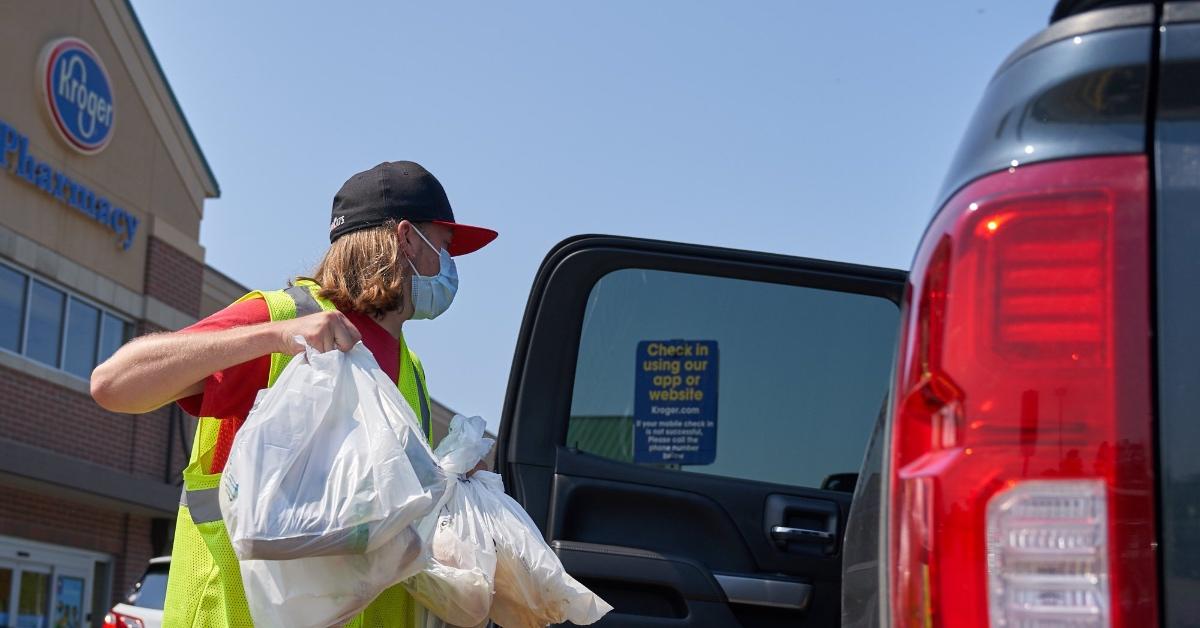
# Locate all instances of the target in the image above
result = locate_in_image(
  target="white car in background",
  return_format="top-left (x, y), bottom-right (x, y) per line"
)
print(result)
top-left (103, 556), bottom-right (167, 628)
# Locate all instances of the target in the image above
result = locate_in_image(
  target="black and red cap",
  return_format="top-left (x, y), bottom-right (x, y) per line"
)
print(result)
top-left (329, 161), bottom-right (497, 256)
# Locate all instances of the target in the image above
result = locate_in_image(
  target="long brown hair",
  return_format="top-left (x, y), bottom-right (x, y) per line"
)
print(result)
top-left (310, 220), bottom-right (411, 318)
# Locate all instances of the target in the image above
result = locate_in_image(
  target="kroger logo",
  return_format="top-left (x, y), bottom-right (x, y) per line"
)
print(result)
top-left (40, 38), bottom-right (115, 155)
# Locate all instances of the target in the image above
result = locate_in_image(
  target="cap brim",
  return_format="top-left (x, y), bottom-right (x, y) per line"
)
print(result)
top-left (432, 220), bottom-right (498, 256)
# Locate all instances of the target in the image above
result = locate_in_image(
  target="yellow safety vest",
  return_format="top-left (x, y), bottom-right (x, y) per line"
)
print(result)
top-left (162, 279), bottom-right (434, 627)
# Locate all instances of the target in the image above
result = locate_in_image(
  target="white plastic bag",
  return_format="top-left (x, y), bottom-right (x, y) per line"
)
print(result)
top-left (475, 471), bottom-right (613, 628)
top-left (220, 339), bottom-right (445, 627)
top-left (406, 415), bottom-right (498, 628)
top-left (239, 527), bottom-right (425, 628)
top-left (220, 339), bottom-right (444, 560)
top-left (406, 417), bottom-right (612, 628)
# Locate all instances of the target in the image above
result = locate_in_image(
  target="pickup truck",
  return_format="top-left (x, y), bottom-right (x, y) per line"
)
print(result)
top-left (495, 1), bottom-right (1200, 626)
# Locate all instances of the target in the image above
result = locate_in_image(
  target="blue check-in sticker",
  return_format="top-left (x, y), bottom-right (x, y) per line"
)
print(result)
top-left (633, 340), bottom-right (719, 465)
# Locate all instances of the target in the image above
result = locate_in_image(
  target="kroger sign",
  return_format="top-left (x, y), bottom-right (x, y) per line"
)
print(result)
top-left (39, 38), bottom-right (115, 155)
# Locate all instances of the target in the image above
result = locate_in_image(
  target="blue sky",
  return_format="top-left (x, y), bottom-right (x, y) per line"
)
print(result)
top-left (130, 1), bottom-right (1051, 432)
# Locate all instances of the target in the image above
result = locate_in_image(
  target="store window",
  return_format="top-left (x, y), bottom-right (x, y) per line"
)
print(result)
top-left (0, 265), bottom-right (25, 353)
top-left (26, 281), bottom-right (64, 367)
top-left (17, 570), bottom-right (50, 627)
top-left (97, 314), bottom-right (129, 368)
top-left (0, 262), bottom-right (132, 380)
top-left (64, 300), bottom-right (100, 379)
top-left (0, 567), bottom-right (9, 625)
top-left (53, 574), bottom-right (85, 628)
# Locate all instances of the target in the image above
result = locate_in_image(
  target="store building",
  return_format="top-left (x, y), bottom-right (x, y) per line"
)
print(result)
top-left (0, 3), bottom-right (464, 626)
top-left (1, 3), bottom-right (472, 624)
top-left (0, 0), bottom-right (219, 625)
top-left (0, 1), bottom-right (218, 625)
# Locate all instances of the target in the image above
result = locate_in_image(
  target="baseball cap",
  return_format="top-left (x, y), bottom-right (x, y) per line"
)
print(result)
top-left (329, 161), bottom-right (498, 256)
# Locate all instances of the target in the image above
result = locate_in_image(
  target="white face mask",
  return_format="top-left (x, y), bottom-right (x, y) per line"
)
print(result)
top-left (405, 226), bottom-right (458, 320)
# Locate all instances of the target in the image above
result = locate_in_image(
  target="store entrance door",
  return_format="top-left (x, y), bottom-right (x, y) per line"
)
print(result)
top-left (49, 571), bottom-right (87, 628)
top-left (0, 558), bottom-right (52, 628)
top-left (0, 558), bottom-right (92, 628)
top-left (0, 537), bottom-right (104, 628)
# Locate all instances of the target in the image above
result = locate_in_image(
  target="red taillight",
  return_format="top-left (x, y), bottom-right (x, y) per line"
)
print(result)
top-left (888, 155), bottom-right (1157, 627)
top-left (103, 611), bottom-right (145, 628)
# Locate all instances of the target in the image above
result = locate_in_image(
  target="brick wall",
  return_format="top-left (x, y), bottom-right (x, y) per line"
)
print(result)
top-left (0, 363), bottom-right (185, 482)
top-left (144, 236), bottom-right (203, 317)
top-left (0, 237), bottom-right (235, 611)
top-left (0, 354), bottom-right (187, 603)
top-left (0, 485), bottom-right (157, 602)
top-left (119, 515), bottom-right (156, 597)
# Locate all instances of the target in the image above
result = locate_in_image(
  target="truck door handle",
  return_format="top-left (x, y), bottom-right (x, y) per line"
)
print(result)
top-left (765, 494), bottom-right (840, 554)
top-left (770, 525), bottom-right (835, 543)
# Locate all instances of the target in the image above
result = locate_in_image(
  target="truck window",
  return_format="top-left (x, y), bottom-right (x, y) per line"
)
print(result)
top-left (567, 268), bottom-right (899, 488)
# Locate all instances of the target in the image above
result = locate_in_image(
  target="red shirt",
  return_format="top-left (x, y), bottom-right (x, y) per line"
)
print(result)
top-left (177, 297), bottom-right (401, 473)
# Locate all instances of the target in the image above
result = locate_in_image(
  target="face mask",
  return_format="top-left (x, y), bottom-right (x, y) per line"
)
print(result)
top-left (406, 226), bottom-right (458, 320)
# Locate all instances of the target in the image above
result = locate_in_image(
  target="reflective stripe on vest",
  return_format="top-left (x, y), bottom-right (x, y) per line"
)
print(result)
top-left (180, 486), bottom-right (222, 524)
top-left (284, 284), bottom-right (323, 317)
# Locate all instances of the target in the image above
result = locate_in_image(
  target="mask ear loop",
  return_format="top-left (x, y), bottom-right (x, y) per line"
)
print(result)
top-left (412, 225), bottom-right (439, 252)
top-left (406, 225), bottom-right (441, 276)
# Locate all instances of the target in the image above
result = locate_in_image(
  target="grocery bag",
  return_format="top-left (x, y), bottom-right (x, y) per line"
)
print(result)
top-left (476, 470), bottom-right (612, 628)
top-left (219, 339), bottom-right (445, 627)
top-left (406, 415), bottom-right (498, 628)
top-left (407, 416), bottom-right (613, 628)
top-left (240, 528), bottom-right (425, 628)
top-left (220, 339), bottom-right (444, 560)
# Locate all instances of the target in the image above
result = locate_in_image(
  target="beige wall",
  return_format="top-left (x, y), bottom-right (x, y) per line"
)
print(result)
top-left (201, 265), bottom-right (249, 318)
top-left (0, 0), bottom-right (211, 294)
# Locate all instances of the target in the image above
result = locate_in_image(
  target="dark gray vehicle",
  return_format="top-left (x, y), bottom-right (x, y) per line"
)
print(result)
top-left (496, 1), bottom-right (1198, 625)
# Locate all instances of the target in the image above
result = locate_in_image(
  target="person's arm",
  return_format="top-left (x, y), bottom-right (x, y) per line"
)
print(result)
top-left (91, 310), bottom-right (362, 415)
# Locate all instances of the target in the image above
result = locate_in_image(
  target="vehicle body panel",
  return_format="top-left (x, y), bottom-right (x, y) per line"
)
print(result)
top-left (936, 9), bottom-right (1152, 212)
top-left (842, 8), bottom-right (1154, 628)
top-left (1154, 5), bottom-right (1200, 625)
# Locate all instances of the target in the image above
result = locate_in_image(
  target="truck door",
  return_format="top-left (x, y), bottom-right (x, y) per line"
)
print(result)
top-left (496, 235), bottom-right (904, 627)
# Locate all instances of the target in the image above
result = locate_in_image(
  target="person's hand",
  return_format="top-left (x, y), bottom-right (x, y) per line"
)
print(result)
top-left (274, 311), bottom-right (362, 354)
